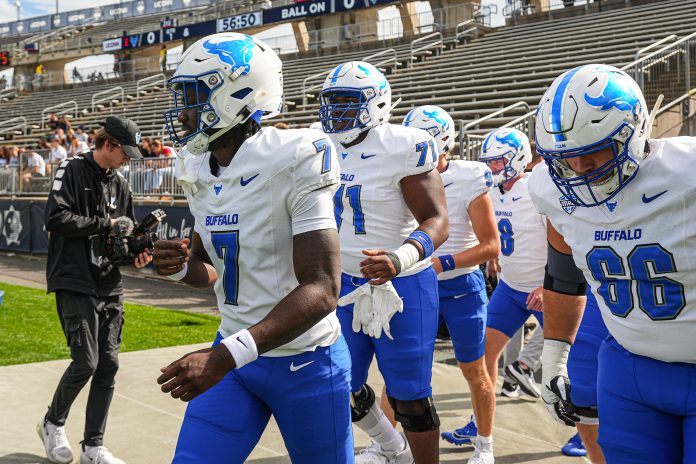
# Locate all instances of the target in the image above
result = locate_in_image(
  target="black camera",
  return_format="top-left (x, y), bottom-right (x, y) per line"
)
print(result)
top-left (90, 209), bottom-right (166, 271)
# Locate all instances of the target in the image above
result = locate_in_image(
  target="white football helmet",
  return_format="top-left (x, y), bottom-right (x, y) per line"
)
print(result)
top-left (535, 64), bottom-right (649, 207)
top-left (403, 105), bottom-right (456, 155)
top-left (480, 128), bottom-right (532, 187)
top-left (318, 61), bottom-right (392, 145)
top-left (164, 32), bottom-right (284, 155)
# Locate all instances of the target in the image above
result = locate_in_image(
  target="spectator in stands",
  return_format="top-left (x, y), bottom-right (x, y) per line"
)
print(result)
top-left (0, 147), bottom-right (11, 193)
top-left (72, 67), bottom-right (83, 83)
top-left (144, 139), bottom-right (175, 194)
top-left (138, 137), bottom-right (154, 157)
top-left (160, 45), bottom-right (167, 72)
top-left (113, 53), bottom-right (121, 78)
top-left (48, 137), bottom-right (68, 174)
top-left (47, 113), bottom-right (59, 132)
top-left (21, 149), bottom-right (46, 190)
top-left (0, 75), bottom-right (7, 89)
top-left (273, 121), bottom-right (289, 129)
top-left (35, 63), bottom-right (45, 82)
top-left (37, 137), bottom-right (50, 150)
top-left (76, 126), bottom-right (89, 144)
top-left (88, 129), bottom-right (98, 146)
top-left (68, 138), bottom-right (90, 157)
top-left (58, 116), bottom-right (71, 134)
top-left (7, 145), bottom-right (19, 166)
top-left (260, 0), bottom-right (272, 9)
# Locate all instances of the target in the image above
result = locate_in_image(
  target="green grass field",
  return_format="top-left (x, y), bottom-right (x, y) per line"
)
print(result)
top-left (0, 282), bottom-right (220, 366)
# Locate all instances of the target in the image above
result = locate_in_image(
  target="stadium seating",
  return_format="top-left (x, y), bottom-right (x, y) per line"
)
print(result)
top-left (1, 0), bottom-right (694, 149)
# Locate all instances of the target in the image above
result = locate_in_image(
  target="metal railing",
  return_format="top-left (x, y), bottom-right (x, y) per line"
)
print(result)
top-left (455, 19), bottom-right (478, 43)
top-left (458, 31), bottom-right (696, 158)
top-left (458, 102), bottom-right (531, 160)
top-left (0, 87), bottom-right (17, 101)
top-left (91, 86), bottom-right (125, 114)
top-left (2, 156), bottom-right (184, 197)
top-left (635, 34), bottom-right (678, 60)
top-left (409, 32), bottom-right (443, 67)
top-left (136, 74), bottom-right (166, 97)
top-left (41, 101), bottom-right (78, 129)
top-left (622, 30), bottom-right (696, 114)
top-left (0, 116), bottom-right (27, 135)
top-left (125, 158), bottom-right (182, 198)
top-left (301, 70), bottom-right (330, 106)
top-left (363, 48), bottom-right (399, 72)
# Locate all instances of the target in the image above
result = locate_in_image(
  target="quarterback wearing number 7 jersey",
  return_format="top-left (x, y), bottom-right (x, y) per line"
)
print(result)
top-left (153, 33), bottom-right (352, 463)
top-left (529, 64), bottom-right (696, 463)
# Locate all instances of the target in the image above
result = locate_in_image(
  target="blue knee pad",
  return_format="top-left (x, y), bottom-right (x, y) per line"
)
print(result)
top-left (438, 270), bottom-right (488, 363)
top-left (337, 268), bottom-right (439, 400)
top-left (486, 279), bottom-right (543, 337)
top-left (174, 333), bottom-right (353, 464)
top-left (597, 337), bottom-right (696, 464)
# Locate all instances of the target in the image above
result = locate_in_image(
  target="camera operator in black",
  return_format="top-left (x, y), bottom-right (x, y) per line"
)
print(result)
top-left (40, 115), bottom-right (152, 464)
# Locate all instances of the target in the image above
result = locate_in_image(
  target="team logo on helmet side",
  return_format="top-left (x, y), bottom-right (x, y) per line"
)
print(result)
top-left (357, 64), bottom-right (387, 91)
top-left (495, 131), bottom-right (523, 152)
top-left (423, 109), bottom-right (449, 130)
top-left (203, 35), bottom-right (255, 77)
top-left (583, 71), bottom-right (641, 114)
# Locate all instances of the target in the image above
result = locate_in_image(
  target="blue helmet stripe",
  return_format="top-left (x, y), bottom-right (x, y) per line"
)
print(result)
top-left (330, 63), bottom-right (345, 85)
top-left (482, 131), bottom-right (495, 152)
top-left (550, 66), bottom-right (581, 142)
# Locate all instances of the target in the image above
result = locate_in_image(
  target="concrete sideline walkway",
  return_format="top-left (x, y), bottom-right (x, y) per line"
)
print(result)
top-left (0, 343), bottom-right (580, 464)
top-left (0, 252), bottom-right (581, 463)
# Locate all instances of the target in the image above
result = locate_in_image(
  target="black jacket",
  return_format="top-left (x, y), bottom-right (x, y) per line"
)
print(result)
top-left (45, 152), bottom-right (135, 296)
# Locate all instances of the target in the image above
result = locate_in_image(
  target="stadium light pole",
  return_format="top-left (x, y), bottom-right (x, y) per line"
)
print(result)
top-left (14, 0), bottom-right (20, 21)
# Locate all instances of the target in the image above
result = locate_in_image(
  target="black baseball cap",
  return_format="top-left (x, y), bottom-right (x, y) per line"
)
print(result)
top-left (102, 115), bottom-right (143, 160)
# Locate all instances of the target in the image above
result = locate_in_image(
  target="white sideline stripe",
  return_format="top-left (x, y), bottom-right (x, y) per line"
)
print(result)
top-left (34, 364), bottom-right (286, 457)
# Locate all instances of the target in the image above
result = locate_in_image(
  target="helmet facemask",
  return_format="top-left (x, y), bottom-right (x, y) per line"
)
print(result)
top-left (537, 122), bottom-right (642, 207)
top-left (164, 71), bottom-right (223, 152)
top-left (319, 88), bottom-right (376, 144)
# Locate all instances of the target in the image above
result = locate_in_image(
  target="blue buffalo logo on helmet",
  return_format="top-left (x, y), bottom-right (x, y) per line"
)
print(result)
top-left (357, 64), bottom-right (387, 91)
top-left (203, 35), bottom-right (255, 77)
top-left (494, 131), bottom-right (523, 152)
top-left (584, 70), bottom-right (641, 114)
top-left (423, 109), bottom-right (449, 131)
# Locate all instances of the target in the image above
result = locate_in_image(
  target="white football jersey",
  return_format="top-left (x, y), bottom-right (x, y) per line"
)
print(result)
top-left (330, 123), bottom-right (438, 277)
top-left (433, 160), bottom-right (493, 280)
top-left (529, 137), bottom-right (696, 363)
top-left (180, 127), bottom-right (341, 357)
top-left (490, 176), bottom-right (547, 293)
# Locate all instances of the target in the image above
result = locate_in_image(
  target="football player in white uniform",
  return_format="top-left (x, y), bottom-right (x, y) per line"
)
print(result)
top-left (152, 33), bottom-right (352, 463)
top-left (403, 106), bottom-right (501, 464)
top-left (530, 64), bottom-right (696, 463)
top-left (439, 128), bottom-right (545, 457)
top-left (319, 62), bottom-right (449, 464)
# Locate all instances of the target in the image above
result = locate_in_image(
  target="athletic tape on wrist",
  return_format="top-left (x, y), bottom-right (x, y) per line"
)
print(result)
top-left (391, 242), bottom-right (420, 275)
top-left (166, 262), bottom-right (189, 281)
top-left (407, 230), bottom-right (435, 258)
top-left (221, 329), bottom-right (258, 368)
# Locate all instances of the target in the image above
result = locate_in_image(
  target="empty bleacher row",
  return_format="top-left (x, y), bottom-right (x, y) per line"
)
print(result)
top-left (1, 0), bottom-right (693, 152)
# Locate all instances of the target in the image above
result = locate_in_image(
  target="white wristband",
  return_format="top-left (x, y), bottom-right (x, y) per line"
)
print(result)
top-left (392, 242), bottom-right (421, 273)
top-left (221, 329), bottom-right (258, 369)
top-left (166, 262), bottom-right (189, 281)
